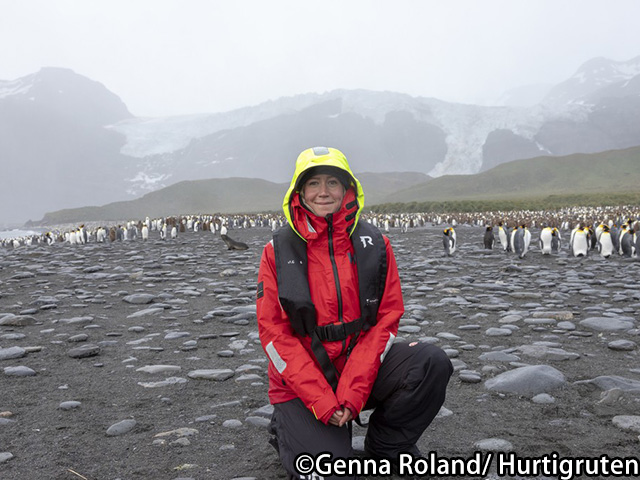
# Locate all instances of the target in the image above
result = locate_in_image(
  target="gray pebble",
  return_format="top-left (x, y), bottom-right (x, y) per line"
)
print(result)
top-left (485, 328), bottom-right (513, 337)
top-left (0, 346), bottom-right (27, 361)
top-left (485, 365), bottom-right (566, 396)
top-left (164, 332), bottom-right (190, 340)
top-left (479, 351), bottom-right (520, 362)
top-left (4, 366), bottom-right (36, 377)
top-left (123, 294), bottom-right (156, 304)
top-left (222, 419), bottom-right (243, 428)
top-left (67, 344), bottom-right (101, 359)
top-left (608, 340), bottom-right (637, 352)
top-left (245, 416), bottom-right (270, 428)
top-left (59, 401), bottom-right (82, 410)
top-left (474, 438), bottom-right (514, 451)
top-left (532, 394), bottom-right (555, 404)
top-left (612, 415), bottom-right (640, 433)
top-left (0, 452), bottom-right (14, 463)
top-left (106, 419), bottom-right (137, 436)
top-left (252, 404), bottom-right (274, 419)
top-left (195, 415), bottom-right (217, 423)
top-left (68, 334), bottom-right (89, 343)
top-left (459, 371), bottom-right (482, 383)
top-left (0, 314), bottom-right (36, 327)
top-left (136, 365), bottom-right (182, 375)
top-left (188, 369), bottom-right (234, 381)
top-left (580, 317), bottom-right (635, 332)
top-left (398, 325), bottom-right (421, 333)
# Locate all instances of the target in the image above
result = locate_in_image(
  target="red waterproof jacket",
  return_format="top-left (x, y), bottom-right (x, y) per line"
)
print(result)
top-left (257, 151), bottom-right (404, 425)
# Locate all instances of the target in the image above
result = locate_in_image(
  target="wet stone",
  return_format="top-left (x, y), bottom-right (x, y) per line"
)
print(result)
top-left (222, 419), bottom-right (243, 428)
top-left (459, 371), bottom-right (482, 383)
top-left (136, 365), bottom-right (182, 375)
top-left (245, 416), bottom-right (270, 428)
top-left (612, 416), bottom-right (640, 434)
top-left (4, 366), bottom-right (36, 377)
top-left (580, 317), bottom-right (635, 332)
top-left (106, 419), bottom-right (137, 436)
top-left (0, 314), bottom-right (36, 326)
top-left (1, 333), bottom-right (26, 341)
top-left (515, 345), bottom-right (580, 361)
top-left (532, 394), bottom-right (555, 404)
top-left (164, 332), bottom-right (190, 340)
top-left (479, 351), bottom-right (520, 362)
top-left (485, 328), bottom-right (513, 337)
top-left (123, 294), bottom-right (156, 304)
top-left (474, 438), bottom-right (514, 452)
top-left (398, 325), bottom-right (421, 333)
top-left (67, 344), bottom-right (101, 359)
top-left (607, 340), bottom-right (637, 352)
top-left (187, 369), bottom-right (234, 381)
top-left (68, 334), bottom-right (89, 343)
top-left (485, 365), bottom-right (567, 396)
top-left (0, 347), bottom-right (26, 361)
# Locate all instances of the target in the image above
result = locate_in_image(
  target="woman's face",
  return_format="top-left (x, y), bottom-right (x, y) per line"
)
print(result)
top-left (301, 174), bottom-right (345, 217)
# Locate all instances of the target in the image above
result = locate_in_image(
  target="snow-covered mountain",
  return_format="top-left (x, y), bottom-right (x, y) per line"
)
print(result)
top-left (542, 55), bottom-right (640, 106)
top-left (2, 56), bottom-right (640, 225)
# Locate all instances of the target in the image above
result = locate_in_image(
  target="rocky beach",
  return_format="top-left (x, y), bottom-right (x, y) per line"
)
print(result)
top-left (1, 225), bottom-right (640, 480)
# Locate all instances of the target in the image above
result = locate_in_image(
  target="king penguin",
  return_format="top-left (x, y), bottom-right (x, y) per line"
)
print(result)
top-left (513, 225), bottom-right (528, 259)
top-left (498, 222), bottom-right (510, 252)
top-left (443, 227), bottom-right (456, 256)
top-left (597, 225), bottom-right (615, 259)
top-left (620, 225), bottom-right (634, 257)
top-left (483, 226), bottom-right (494, 249)
top-left (539, 226), bottom-right (553, 255)
top-left (570, 225), bottom-right (589, 257)
top-left (551, 228), bottom-right (561, 254)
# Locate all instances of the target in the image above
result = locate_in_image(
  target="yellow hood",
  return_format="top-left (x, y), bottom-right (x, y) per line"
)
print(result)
top-left (283, 147), bottom-right (364, 238)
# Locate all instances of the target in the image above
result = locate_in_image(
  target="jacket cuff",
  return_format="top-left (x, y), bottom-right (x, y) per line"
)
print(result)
top-left (310, 395), bottom-right (340, 425)
top-left (342, 400), bottom-right (359, 418)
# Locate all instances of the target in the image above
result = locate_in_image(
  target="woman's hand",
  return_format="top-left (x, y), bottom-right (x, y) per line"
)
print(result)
top-left (328, 407), bottom-right (353, 427)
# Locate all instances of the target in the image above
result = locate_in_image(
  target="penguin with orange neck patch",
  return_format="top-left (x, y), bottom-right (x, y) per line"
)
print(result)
top-left (443, 227), bottom-right (456, 256)
top-left (497, 222), bottom-right (510, 252)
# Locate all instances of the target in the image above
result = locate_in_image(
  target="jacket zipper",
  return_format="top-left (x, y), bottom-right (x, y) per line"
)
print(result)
top-left (326, 215), bottom-right (347, 354)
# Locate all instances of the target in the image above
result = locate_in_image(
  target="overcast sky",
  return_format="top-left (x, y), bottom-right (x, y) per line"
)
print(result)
top-left (2, 0), bottom-right (639, 117)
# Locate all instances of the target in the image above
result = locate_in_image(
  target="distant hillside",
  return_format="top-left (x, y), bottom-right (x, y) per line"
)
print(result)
top-left (34, 178), bottom-right (285, 225)
top-left (382, 146), bottom-right (640, 204)
top-left (34, 171), bottom-right (431, 225)
top-left (4, 54), bottom-right (640, 225)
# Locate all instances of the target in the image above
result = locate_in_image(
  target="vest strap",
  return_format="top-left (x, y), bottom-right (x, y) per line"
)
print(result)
top-left (314, 318), bottom-right (365, 342)
top-left (311, 331), bottom-right (339, 390)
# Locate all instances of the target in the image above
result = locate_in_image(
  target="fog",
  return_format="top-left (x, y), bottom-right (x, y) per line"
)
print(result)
top-left (2, 0), bottom-right (640, 116)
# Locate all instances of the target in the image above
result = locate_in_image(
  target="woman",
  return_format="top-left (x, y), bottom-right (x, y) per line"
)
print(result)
top-left (257, 147), bottom-right (452, 479)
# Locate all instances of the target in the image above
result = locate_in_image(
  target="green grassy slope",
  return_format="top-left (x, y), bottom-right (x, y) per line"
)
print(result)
top-left (383, 146), bottom-right (640, 204)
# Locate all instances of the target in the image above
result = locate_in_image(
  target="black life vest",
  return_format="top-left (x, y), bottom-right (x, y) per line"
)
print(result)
top-left (272, 219), bottom-right (387, 390)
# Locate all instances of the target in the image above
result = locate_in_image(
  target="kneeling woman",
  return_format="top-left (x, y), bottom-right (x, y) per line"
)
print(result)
top-left (257, 147), bottom-right (453, 479)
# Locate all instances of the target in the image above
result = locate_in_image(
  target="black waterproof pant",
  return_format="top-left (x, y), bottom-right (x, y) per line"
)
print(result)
top-left (269, 341), bottom-right (454, 480)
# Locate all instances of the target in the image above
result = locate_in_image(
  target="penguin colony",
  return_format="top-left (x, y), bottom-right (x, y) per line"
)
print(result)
top-left (3, 206), bottom-right (640, 260)
top-left (2, 214), bottom-right (284, 249)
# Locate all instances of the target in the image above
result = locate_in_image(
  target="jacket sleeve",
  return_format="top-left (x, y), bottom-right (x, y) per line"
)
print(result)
top-left (335, 236), bottom-right (403, 416)
top-left (257, 242), bottom-right (341, 424)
